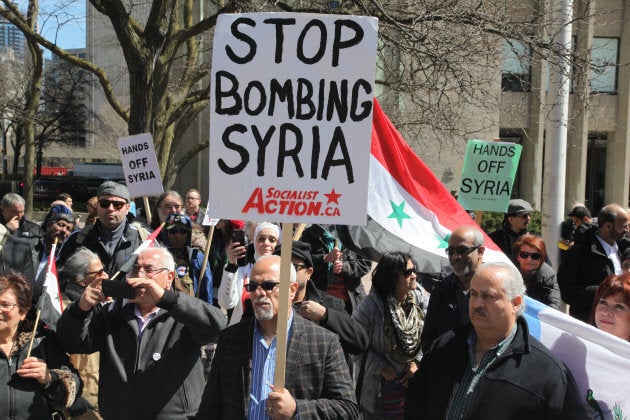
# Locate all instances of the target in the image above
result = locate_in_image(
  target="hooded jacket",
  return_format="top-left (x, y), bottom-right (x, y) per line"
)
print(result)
top-left (160, 214), bottom-right (213, 303)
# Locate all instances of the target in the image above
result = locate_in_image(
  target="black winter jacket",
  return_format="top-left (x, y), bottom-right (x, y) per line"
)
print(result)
top-left (405, 318), bottom-right (587, 419)
top-left (302, 281), bottom-right (368, 355)
top-left (0, 327), bottom-right (80, 419)
top-left (57, 220), bottom-right (146, 281)
top-left (557, 228), bottom-right (630, 321)
top-left (420, 273), bottom-right (470, 353)
top-left (56, 290), bottom-right (227, 420)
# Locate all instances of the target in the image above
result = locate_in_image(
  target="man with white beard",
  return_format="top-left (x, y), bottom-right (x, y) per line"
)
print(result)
top-left (420, 225), bottom-right (485, 352)
top-left (197, 255), bottom-right (358, 419)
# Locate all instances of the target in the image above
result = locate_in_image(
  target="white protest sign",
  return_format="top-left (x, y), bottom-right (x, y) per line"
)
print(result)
top-left (208, 13), bottom-right (378, 225)
top-left (118, 133), bottom-right (164, 198)
top-left (202, 200), bottom-right (221, 226)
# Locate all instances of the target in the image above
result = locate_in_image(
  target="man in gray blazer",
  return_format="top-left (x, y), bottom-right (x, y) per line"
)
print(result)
top-left (197, 255), bottom-right (358, 419)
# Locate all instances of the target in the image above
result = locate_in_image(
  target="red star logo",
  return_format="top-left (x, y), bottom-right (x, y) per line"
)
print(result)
top-left (324, 188), bottom-right (342, 205)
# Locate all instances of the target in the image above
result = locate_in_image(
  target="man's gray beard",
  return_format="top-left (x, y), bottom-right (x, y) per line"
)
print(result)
top-left (453, 265), bottom-right (471, 277)
top-left (254, 298), bottom-right (274, 321)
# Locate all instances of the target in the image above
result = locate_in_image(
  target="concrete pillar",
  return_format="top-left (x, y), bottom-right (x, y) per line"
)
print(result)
top-left (522, 56), bottom-right (547, 210)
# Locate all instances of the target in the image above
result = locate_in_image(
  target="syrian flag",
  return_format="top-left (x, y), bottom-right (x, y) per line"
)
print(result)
top-left (43, 241), bottom-right (63, 314)
top-left (338, 98), bottom-right (511, 275)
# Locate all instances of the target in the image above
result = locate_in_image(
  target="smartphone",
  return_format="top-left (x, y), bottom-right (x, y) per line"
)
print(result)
top-left (102, 280), bottom-right (136, 300)
top-left (231, 229), bottom-right (248, 266)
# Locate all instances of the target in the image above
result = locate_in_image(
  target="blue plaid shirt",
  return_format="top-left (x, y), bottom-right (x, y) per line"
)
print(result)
top-left (248, 313), bottom-right (294, 420)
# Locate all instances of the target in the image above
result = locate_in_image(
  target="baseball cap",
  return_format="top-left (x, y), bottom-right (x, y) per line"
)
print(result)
top-left (507, 199), bottom-right (533, 215)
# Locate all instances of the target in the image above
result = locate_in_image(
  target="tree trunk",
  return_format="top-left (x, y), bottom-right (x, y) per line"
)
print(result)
top-left (22, 1), bottom-right (43, 217)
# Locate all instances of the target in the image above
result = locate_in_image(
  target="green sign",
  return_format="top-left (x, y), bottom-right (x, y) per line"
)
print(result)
top-left (458, 139), bottom-right (522, 212)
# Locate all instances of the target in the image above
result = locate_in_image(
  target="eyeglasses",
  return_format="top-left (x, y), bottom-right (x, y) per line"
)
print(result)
top-left (293, 263), bottom-right (307, 272)
top-left (0, 302), bottom-right (18, 312)
top-left (99, 199), bottom-right (127, 210)
top-left (162, 204), bottom-right (182, 211)
top-left (244, 281), bottom-right (280, 292)
top-left (130, 267), bottom-right (168, 279)
top-left (401, 268), bottom-right (417, 277)
top-left (167, 228), bottom-right (190, 235)
top-left (87, 267), bottom-right (106, 276)
top-left (519, 251), bottom-right (542, 261)
top-left (445, 245), bottom-right (480, 257)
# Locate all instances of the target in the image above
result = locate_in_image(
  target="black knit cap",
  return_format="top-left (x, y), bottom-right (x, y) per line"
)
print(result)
top-left (273, 240), bottom-right (313, 268)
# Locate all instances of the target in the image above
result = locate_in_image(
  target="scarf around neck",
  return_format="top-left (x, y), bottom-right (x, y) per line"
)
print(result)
top-left (384, 292), bottom-right (423, 364)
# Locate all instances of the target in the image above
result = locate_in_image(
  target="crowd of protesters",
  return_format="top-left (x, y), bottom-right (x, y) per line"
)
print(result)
top-left (1, 185), bottom-right (628, 419)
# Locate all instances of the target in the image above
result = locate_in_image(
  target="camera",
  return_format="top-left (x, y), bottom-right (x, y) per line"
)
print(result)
top-left (102, 280), bottom-right (136, 300)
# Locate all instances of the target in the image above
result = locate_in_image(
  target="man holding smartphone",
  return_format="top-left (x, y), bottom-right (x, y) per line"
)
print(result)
top-left (56, 247), bottom-right (227, 419)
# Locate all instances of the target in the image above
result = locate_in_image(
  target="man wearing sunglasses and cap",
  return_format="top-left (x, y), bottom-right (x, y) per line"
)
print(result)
top-left (58, 181), bottom-right (148, 279)
top-left (488, 198), bottom-right (534, 260)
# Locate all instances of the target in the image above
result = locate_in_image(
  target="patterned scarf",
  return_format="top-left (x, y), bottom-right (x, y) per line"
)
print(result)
top-left (384, 292), bottom-right (423, 364)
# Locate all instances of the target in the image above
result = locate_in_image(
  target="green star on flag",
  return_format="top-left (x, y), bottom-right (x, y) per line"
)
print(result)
top-left (436, 233), bottom-right (449, 249)
top-left (388, 200), bottom-right (412, 228)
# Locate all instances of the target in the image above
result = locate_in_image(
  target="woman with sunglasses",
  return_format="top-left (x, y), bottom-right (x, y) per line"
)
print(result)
top-left (589, 273), bottom-right (630, 341)
top-left (352, 251), bottom-right (428, 419)
top-left (512, 234), bottom-right (561, 310)
top-left (159, 214), bottom-right (213, 304)
top-left (0, 272), bottom-right (80, 419)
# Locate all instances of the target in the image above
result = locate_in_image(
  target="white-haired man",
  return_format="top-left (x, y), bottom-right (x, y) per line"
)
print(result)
top-left (405, 263), bottom-right (587, 418)
top-left (56, 247), bottom-right (227, 419)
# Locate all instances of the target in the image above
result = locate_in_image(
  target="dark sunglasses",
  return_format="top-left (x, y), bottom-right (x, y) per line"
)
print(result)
top-left (519, 251), bottom-right (542, 261)
top-left (99, 199), bottom-right (127, 210)
top-left (401, 268), bottom-right (417, 277)
top-left (445, 245), bottom-right (480, 257)
top-left (244, 281), bottom-right (280, 292)
top-left (168, 227), bottom-right (190, 235)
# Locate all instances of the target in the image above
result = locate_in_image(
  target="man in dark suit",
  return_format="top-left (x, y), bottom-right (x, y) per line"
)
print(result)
top-left (558, 203), bottom-right (630, 321)
top-left (197, 255), bottom-right (358, 419)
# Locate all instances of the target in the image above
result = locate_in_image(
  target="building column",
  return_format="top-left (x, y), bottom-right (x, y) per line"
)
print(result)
top-left (608, 12), bottom-right (630, 207)
top-left (522, 55), bottom-right (547, 210)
